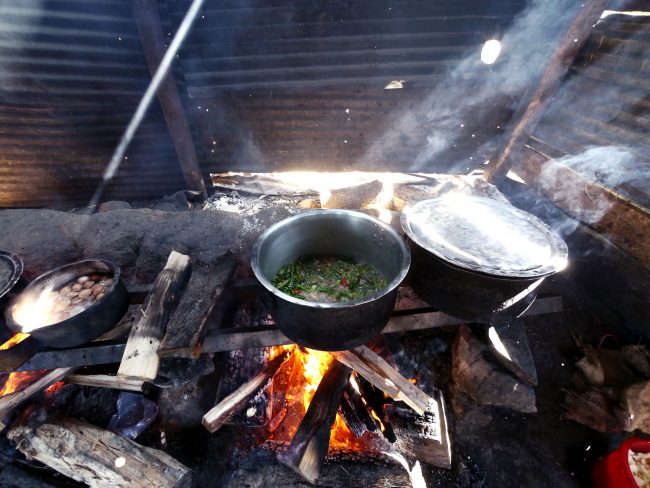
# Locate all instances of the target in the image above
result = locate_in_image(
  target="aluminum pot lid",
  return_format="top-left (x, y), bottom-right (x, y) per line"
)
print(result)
top-left (400, 195), bottom-right (568, 278)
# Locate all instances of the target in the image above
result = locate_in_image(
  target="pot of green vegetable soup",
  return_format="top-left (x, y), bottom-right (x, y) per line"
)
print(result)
top-left (251, 210), bottom-right (410, 351)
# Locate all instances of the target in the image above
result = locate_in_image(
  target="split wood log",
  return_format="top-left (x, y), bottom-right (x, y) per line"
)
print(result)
top-left (0, 367), bottom-right (71, 430)
top-left (7, 416), bottom-right (190, 488)
top-left (343, 380), bottom-right (377, 432)
top-left (160, 255), bottom-right (235, 356)
top-left (338, 394), bottom-right (366, 438)
top-left (67, 374), bottom-right (145, 392)
top-left (277, 361), bottom-right (351, 484)
top-left (483, 0), bottom-right (607, 183)
top-left (355, 375), bottom-right (396, 443)
top-left (331, 346), bottom-right (431, 416)
top-left (118, 251), bottom-right (191, 382)
top-left (391, 389), bottom-right (452, 469)
top-left (202, 350), bottom-right (291, 433)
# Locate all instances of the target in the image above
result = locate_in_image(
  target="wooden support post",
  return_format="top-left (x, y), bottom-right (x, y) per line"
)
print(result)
top-left (277, 361), bottom-right (351, 484)
top-left (67, 374), bottom-right (145, 392)
top-left (202, 350), bottom-right (290, 433)
top-left (8, 417), bottom-right (190, 487)
top-left (331, 346), bottom-right (431, 416)
top-left (483, 0), bottom-right (606, 184)
top-left (132, 0), bottom-right (207, 197)
top-left (118, 251), bottom-right (191, 381)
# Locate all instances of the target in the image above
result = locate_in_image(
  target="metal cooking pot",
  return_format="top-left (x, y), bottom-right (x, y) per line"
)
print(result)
top-left (251, 210), bottom-right (410, 351)
top-left (5, 259), bottom-right (128, 348)
top-left (401, 195), bottom-right (568, 322)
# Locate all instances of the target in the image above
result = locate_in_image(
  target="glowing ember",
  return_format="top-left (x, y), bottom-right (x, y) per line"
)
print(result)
top-left (0, 332), bottom-right (29, 350)
top-left (45, 381), bottom-right (66, 395)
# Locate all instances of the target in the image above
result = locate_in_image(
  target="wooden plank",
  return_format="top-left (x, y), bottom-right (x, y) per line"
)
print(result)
top-left (202, 350), bottom-right (290, 433)
top-left (132, 0), bottom-right (207, 197)
top-left (67, 374), bottom-right (145, 392)
top-left (7, 417), bottom-right (190, 488)
top-left (117, 251), bottom-right (191, 381)
top-left (160, 255), bottom-right (235, 355)
top-left (331, 346), bottom-right (432, 416)
top-left (484, 0), bottom-right (606, 183)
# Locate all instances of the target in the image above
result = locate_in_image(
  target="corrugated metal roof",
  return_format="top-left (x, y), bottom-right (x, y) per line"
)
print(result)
top-left (170, 0), bottom-right (526, 94)
top-left (167, 0), bottom-right (526, 175)
top-left (529, 12), bottom-right (650, 206)
top-left (0, 0), bottom-right (185, 208)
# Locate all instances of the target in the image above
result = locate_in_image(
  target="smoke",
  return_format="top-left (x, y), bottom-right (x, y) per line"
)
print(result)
top-left (358, 0), bottom-right (583, 172)
top-left (537, 146), bottom-right (648, 230)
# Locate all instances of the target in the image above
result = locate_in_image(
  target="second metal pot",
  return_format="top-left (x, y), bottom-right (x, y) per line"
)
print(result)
top-left (251, 210), bottom-right (410, 351)
top-left (5, 259), bottom-right (128, 348)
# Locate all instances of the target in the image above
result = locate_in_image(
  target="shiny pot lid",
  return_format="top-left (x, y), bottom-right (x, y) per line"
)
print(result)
top-left (400, 195), bottom-right (568, 279)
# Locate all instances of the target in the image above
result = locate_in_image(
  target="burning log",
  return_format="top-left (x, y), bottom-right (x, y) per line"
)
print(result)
top-left (67, 374), bottom-right (146, 392)
top-left (338, 394), bottom-right (366, 438)
top-left (203, 350), bottom-right (291, 433)
top-left (0, 367), bottom-right (71, 430)
top-left (118, 251), bottom-right (191, 382)
top-left (7, 417), bottom-right (190, 487)
top-left (331, 346), bottom-right (431, 415)
top-left (343, 381), bottom-right (377, 433)
top-left (354, 375), bottom-right (396, 443)
top-left (277, 361), bottom-right (351, 484)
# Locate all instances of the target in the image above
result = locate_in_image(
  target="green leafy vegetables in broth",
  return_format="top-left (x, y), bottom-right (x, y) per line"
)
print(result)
top-left (272, 255), bottom-right (387, 303)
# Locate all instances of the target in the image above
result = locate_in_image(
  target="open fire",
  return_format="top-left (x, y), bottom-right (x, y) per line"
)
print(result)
top-left (265, 345), bottom-right (383, 454)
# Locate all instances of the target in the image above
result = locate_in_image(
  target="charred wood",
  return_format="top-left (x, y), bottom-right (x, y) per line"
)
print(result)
top-left (160, 255), bottom-right (235, 357)
top-left (338, 393), bottom-right (366, 438)
top-left (277, 361), bottom-right (351, 484)
top-left (355, 375), bottom-right (396, 443)
top-left (391, 389), bottom-right (452, 469)
top-left (331, 346), bottom-right (431, 415)
top-left (343, 381), bottom-right (377, 432)
top-left (203, 350), bottom-right (291, 433)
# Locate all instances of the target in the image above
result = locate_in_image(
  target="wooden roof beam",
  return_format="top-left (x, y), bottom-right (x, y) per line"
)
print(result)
top-left (484, 0), bottom-right (607, 184)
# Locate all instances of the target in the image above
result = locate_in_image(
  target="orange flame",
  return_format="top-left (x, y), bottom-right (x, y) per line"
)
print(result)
top-left (0, 371), bottom-right (41, 397)
top-left (267, 345), bottom-right (376, 452)
top-left (0, 333), bottom-right (29, 350)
